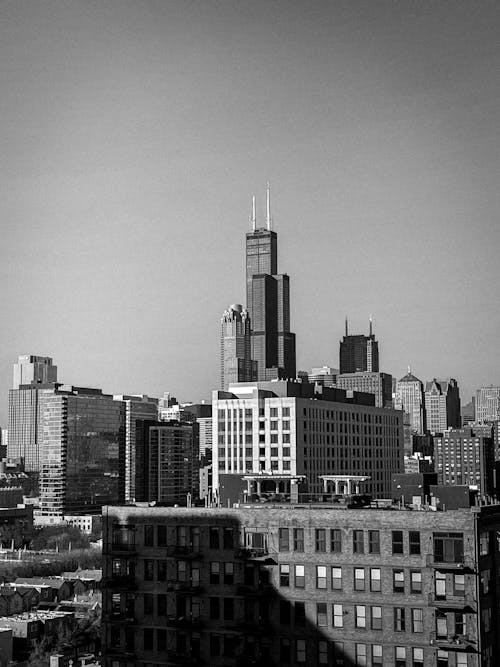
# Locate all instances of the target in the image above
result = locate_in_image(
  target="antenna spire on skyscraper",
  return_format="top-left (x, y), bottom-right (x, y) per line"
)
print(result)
top-left (251, 195), bottom-right (256, 232)
top-left (266, 181), bottom-right (271, 230)
top-left (369, 315), bottom-right (373, 337)
top-left (345, 317), bottom-right (348, 336)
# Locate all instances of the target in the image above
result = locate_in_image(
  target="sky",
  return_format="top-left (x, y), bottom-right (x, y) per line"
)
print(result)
top-left (1, 0), bottom-right (500, 424)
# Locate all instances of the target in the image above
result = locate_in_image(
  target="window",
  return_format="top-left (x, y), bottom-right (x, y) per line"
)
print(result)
top-left (144, 524), bottom-right (154, 547)
top-left (411, 608), bottom-right (423, 633)
top-left (334, 642), bottom-right (345, 666)
top-left (371, 606), bottom-right (382, 630)
top-left (157, 594), bottom-right (167, 617)
top-left (454, 611), bottom-right (464, 635)
top-left (317, 602), bottom-right (328, 627)
top-left (279, 528), bottom-right (289, 551)
top-left (157, 525), bottom-right (167, 547)
top-left (394, 607), bottom-right (405, 632)
top-left (369, 530), bottom-right (380, 554)
top-left (410, 570), bottom-right (422, 594)
top-left (353, 530), bottom-right (364, 554)
top-left (223, 527), bottom-right (233, 550)
top-left (280, 639), bottom-right (291, 662)
top-left (409, 531), bottom-right (421, 555)
top-left (177, 560), bottom-right (187, 582)
top-left (280, 564), bottom-right (290, 587)
top-left (481, 569), bottom-right (490, 594)
top-left (436, 611), bottom-right (447, 637)
top-left (294, 528), bottom-right (304, 552)
top-left (333, 603), bottom-right (343, 628)
top-left (316, 529), bottom-right (327, 552)
top-left (355, 643), bottom-right (367, 666)
top-left (144, 628), bottom-right (154, 651)
top-left (355, 605), bottom-right (366, 628)
top-left (295, 564), bottom-right (305, 588)
top-left (223, 562), bottom-right (234, 585)
top-left (413, 647), bottom-right (424, 667)
top-left (393, 569), bottom-right (404, 593)
top-left (395, 646), bottom-right (406, 667)
top-left (354, 568), bottom-right (365, 591)
top-left (331, 566), bottom-right (342, 590)
top-left (209, 527), bottom-right (219, 549)
top-left (209, 597), bottom-right (220, 619)
top-left (435, 571), bottom-right (446, 598)
top-left (210, 634), bottom-right (221, 657)
top-left (296, 639), bottom-right (306, 663)
top-left (223, 597), bottom-right (234, 620)
top-left (456, 654), bottom-right (468, 667)
top-left (294, 601), bottom-right (305, 626)
top-left (144, 560), bottom-right (154, 581)
top-left (482, 607), bottom-right (491, 632)
top-left (453, 574), bottom-right (465, 596)
top-left (316, 565), bottom-right (327, 589)
top-left (370, 568), bottom-right (381, 592)
top-left (144, 593), bottom-right (153, 615)
top-left (331, 529), bottom-right (342, 553)
top-left (157, 560), bottom-right (167, 582)
top-left (372, 644), bottom-right (383, 666)
top-left (210, 562), bottom-right (220, 585)
top-left (392, 530), bottom-right (404, 555)
top-left (480, 531), bottom-right (489, 555)
top-left (433, 532), bottom-right (464, 563)
top-left (318, 640), bottom-right (328, 665)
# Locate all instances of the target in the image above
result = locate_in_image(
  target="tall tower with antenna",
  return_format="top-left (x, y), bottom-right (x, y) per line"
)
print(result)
top-left (245, 184), bottom-right (296, 380)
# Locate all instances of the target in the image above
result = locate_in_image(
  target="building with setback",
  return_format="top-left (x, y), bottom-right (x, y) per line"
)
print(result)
top-left (339, 319), bottom-right (379, 374)
top-left (220, 304), bottom-right (256, 390)
top-left (213, 380), bottom-right (403, 498)
top-left (102, 499), bottom-right (500, 667)
top-left (475, 387), bottom-right (500, 423)
top-left (336, 372), bottom-right (393, 408)
top-left (424, 379), bottom-right (461, 434)
top-left (12, 355), bottom-right (57, 389)
top-left (395, 370), bottom-right (426, 435)
top-left (434, 428), bottom-right (494, 496)
top-left (245, 185), bottom-right (296, 380)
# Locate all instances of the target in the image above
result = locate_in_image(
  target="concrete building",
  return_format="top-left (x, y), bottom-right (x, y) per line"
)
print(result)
top-left (245, 185), bottom-right (296, 381)
top-left (462, 399), bottom-right (476, 427)
top-left (213, 380), bottom-right (403, 498)
top-left (102, 499), bottom-right (500, 667)
top-left (336, 372), bottom-right (393, 408)
top-left (434, 428), bottom-right (494, 496)
top-left (424, 379), bottom-right (461, 434)
top-left (475, 387), bottom-right (500, 423)
top-left (12, 355), bottom-right (57, 389)
top-left (395, 370), bottom-right (426, 435)
top-left (220, 304), bottom-right (257, 391)
top-left (339, 319), bottom-right (379, 374)
top-left (197, 416), bottom-right (213, 458)
top-left (307, 366), bottom-right (338, 387)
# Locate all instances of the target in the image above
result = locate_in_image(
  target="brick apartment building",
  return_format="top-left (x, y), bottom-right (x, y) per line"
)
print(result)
top-left (102, 496), bottom-right (500, 666)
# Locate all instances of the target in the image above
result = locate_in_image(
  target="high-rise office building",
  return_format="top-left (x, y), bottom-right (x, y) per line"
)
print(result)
top-left (245, 185), bottom-right (296, 380)
top-left (220, 304), bottom-right (256, 390)
top-left (12, 355), bottom-right (57, 389)
top-left (339, 319), bottom-right (379, 374)
top-left (424, 378), bottom-right (461, 434)
top-left (38, 386), bottom-right (125, 524)
top-left (336, 371), bottom-right (393, 408)
top-left (8, 385), bottom-right (46, 472)
top-left (307, 366), bottom-right (338, 387)
top-left (475, 386), bottom-right (500, 423)
top-left (395, 369), bottom-right (426, 435)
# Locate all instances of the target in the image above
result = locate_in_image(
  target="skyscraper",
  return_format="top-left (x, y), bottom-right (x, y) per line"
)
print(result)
top-left (13, 355), bottom-right (57, 389)
top-left (336, 371), bottom-right (393, 408)
top-left (424, 378), bottom-right (461, 434)
top-left (245, 184), bottom-right (296, 380)
top-left (394, 369), bottom-right (426, 435)
top-left (339, 319), bottom-right (379, 374)
top-left (476, 386), bottom-right (500, 422)
top-left (220, 304), bottom-right (256, 390)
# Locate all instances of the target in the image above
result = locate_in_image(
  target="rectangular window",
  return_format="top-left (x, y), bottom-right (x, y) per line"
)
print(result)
top-left (210, 634), bottom-right (221, 657)
top-left (331, 529), bottom-right (342, 553)
top-left (144, 560), bottom-right (154, 581)
top-left (316, 529), bottom-right (327, 552)
top-left (372, 644), bottom-right (383, 666)
top-left (370, 568), bottom-right (381, 592)
top-left (316, 565), bottom-right (327, 589)
top-left (157, 560), bottom-right (167, 582)
top-left (355, 605), bottom-right (366, 628)
top-left (393, 569), bottom-right (404, 593)
top-left (333, 603), bottom-right (343, 628)
top-left (280, 564), bottom-right (290, 587)
top-left (433, 532), bottom-right (464, 563)
top-left (294, 528), bottom-right (304, 552)
top-left (353, 530), bottom-right (364, 554)
top-left (209, 527), bottom-right (219, 549)
top-left (409, 531), bottom-right (421, 555)
top-left (144, 524), bottom-right (154, 547)
top-left (294, 601), bottom-right (305, 627)
top-left (453, 574), bottom-right (465, 596)
top-left (454, 611), bottom-right (464, 636)
top-left (279, 599), bottom-right (291, 625)
top-left (354, 568), bottom-right (365, 591)
top-left (317, 602), bottom-right (328, 627)
top-left (355, 643), bottom-right (367, 667)
top-left (395, 646), bottom-right (406, 667)
top-left (157, 594), bottom-right (167, 617)
top-left (392, 530), bottom-right (404, 555)
top-left (369, 530), bottom-right (380, 554)
top-left (209, 597), bottom-right (220, 620)
top-left (412, 608), bottom-right (423, 633)
top-left (223, 597), bottom-right (234, 621)
top-left (210, 562), bottom-right (220, 585)
top-left (144, 628), bottom-right (154, 651)
top-left (280, 639), bottom-right (291, 662)
top-left (296, 639), bottom-right (306, 664)
top-left (144, 593), bottom-right (153, 615)
top-left (435, 571), bottom-right (446, 598)
top-left (223, 527), bottom-right (233, 550)
top-left (480, 531), bottom-right (489, 555)
top-left (329, 566), bottom-right (341, 591)
top-left (371, 606), bottom-right (382, 630)
top-left (410, 570), bottom-right (422, 594)
top-left (223, 562), bottom-right (234, 585)
top-left (157, 628), bottom-right (167, 653)
top-left (481, 569), bottom-right (490, 594)
top-left (413, 647), bottom-right (424, 667)
top-left (436, 612), bottom-right (447, 637)
top-left (279, 528), bottom-right (289, 552)
top-left (318, 640), bottom-right (328, 665)
top-left (157, 525), bottom-right (167, 547)
top-left (177, 560), bottom-right (187, 582)
top-left (295, 564), bottom-right (305, 588)
top-left (394, 607), bottom-right (405, 632)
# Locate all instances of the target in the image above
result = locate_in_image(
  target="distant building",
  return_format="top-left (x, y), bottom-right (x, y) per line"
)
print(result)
top-left (197, 416), bottom-right (213, 458)
top-left (434, 427), bottom-right (494, 496)
top-left (462, 397), bottom-right (476, 426)
top-left (8, 383), bottom-right (50, 473)
top-left (476, 386), bottom-right (500, 423)
top-left (339, 318), bottom-right (379, 374)
top-left (424, 378), bottom-right (461, 434)
top-left (220, 304), bottom-right (256, 390)
top-left (0, 429), bottom-right (6, 459)
top-left (12, 355), bottom-right (57, 389)
top-left (394, 369), bottom-right (426, 435)
top-left (336, 371), bottom-right (393, 408)
top-left (307, 366), bottom-right (338, 387)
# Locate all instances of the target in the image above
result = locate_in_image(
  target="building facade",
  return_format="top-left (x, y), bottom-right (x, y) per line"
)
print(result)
top-left (424, 379), bottom-right (461, 434)
top-left (339, 320), bottom-right (379, 374)
top-left (213, 381), bottom-right (403, 498)
top-left (475, 387), bottom-right (500, 423)
top-left (220, 304), bottom-right (256, 391)
top-left (434, 428), bottom-right (494, 496)
top-left (102, 501), bottom-right (500, 667)
top-left (12, 355), bottom-right (57, 389)
top-left (336, 372), bottom-right (393, 408)
top-left (395, 371), bottom-right (426, 435)
top-left (307, 367), bottom-right (338, 387)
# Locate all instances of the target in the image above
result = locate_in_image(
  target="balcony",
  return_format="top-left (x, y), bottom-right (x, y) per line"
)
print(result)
top-left (166, 581), bottom-right (204, 595)
top-left (426, 555), bottom-right (476, 571)
top-left (234, 547), bottom-right (275, 563)
top-left (102, 574), bottom-right (136, 590)
top-left (428, 592), bottom-right (477, 611)
top-left (430, 632), bottom-right (477, 651)
top-left (166, 545), bottom-right (204, 559)
top-left (166, 615), bottom-right (203, 629)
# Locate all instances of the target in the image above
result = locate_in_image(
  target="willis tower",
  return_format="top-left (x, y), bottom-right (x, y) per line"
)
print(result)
top-left (245, 183), bottom-right (296, 380)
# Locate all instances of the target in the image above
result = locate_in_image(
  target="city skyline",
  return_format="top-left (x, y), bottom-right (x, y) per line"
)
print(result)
top-left (2, 1), bottom-right (500, 422)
